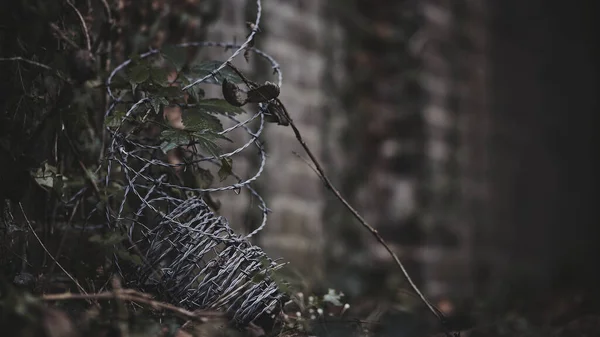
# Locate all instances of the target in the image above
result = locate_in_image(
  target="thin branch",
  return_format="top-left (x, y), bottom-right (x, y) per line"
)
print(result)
top-left (0, 56), bottom-right (53, 71)
top-left (47, 199), bottom-right (81, 277)
top-left (217, 63), bottom-right (452, 336)
top-left (18, 203), bottom-right (90, 299)
top-left (286, 119), bottom-right (449, 328)
top-left (0, 57), bottom-right (70, 83)
top-left (49, 23), bottom-right (80, 49)
top-left (42, 288), bottom-right (226, 323)
top-left (66, 0), bottom-right (92, 51)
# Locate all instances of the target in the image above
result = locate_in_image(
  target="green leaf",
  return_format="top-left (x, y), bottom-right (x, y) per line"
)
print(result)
top-left (161, 45), bottom-right (187, 71)
top-left (185, 60), bottom-right (243, 84)
top-left (160, 128), bottom-right (229, 155)
top-left (149, 66), bottom-right (169, 87)
top-left (182, 108), bottom-right (224, 132)
top-left (155, 86), bottom-right (184, 98)
top-left (194, 133), bottom-right (223, 157)
top-left (109, 73), bottom-right (131, 90)
top-left (150, 97), bottom-right (163, 114)
top-left (105, 109), bottom-right (127, 128)
top-left (128, 64), bottom-right (150, 84)
top-left (180, 77), bottom-right (205, 103)
top-left (160, 129), bottom-right (193, 153)
top-left (218, 157), bottom-right (233, 181)
top-left (196, 98), bottom-right (245, 116)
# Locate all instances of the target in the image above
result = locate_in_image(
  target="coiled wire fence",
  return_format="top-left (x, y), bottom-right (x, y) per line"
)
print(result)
top-left (101, 0), bottom-right (288, 326)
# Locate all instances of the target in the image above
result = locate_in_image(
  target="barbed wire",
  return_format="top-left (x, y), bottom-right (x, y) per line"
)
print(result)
top-left (98, 0), bottom-right (291, 326)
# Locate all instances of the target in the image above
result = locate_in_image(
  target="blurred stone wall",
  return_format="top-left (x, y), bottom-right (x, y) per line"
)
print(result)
top-left (324, 0), bottom-right (490, 303)
top-left (201, 0), bottom-right (494, 301)
top-left (200, 0), bottom-right (339, 283)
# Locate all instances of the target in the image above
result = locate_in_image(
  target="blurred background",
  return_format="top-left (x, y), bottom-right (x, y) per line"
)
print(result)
top-left (207, 0), bottom-right (599, 330)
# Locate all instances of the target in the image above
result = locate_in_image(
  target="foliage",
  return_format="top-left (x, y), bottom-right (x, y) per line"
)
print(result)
top-left (0, 0), bottom-right (285, 336)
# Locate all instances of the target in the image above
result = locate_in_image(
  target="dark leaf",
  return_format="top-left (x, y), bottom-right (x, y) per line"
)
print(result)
top-left (246, 81), bottom-right (280, 103)
top-left (182, 108), bottom-right (224, 132)
top-left (194, 132), bottom-right (223, 157)
top-left (196, 98), bottom-right (245, 115)
top-left (149, 66), bottom-right (170, 87)
top-left (160, 129), bottom-right (193, 153)
top-left (161, 45), bottom-right (187, 71)
top-left (218, 157), bottom-right (233, 181)
top-left (222, 78), bottom-right (247, 107)
top-left (185, 60), bottom-right (243, 84)
top-left (180, 77), bottom-right (205, 103)
top-left (127, 63), bottom-right (150, 84)
top-left (89, 232), bottom-right (126, 245)
top-left (150, 97), bottom-right (163, 114)
top-left (186, 86), bottom-right (205, 103)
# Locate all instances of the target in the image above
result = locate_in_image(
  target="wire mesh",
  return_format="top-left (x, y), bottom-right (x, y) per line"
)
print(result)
top-left (100, 0), bottom-right (288, 326)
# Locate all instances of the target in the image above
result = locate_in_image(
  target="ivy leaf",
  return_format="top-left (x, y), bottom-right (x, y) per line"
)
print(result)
top-left (185, 61), bottom-right (243, 84)
top-left (182, 108), bottom-right (224, 133)
top-left (128, 63), bottom-right (150, 84)
top-left (196, 98), bottom-right (245, 116)
top-left (218, 157), bottom-right (233, 181)
top-left (161, 45), bottom-right (187, 71)
top-left (187, 86), bottom-right (205, 104)
top-left (246, 81), bottom-right (280, 103)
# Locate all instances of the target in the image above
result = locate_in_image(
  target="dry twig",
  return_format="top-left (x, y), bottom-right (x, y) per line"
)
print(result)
top-left (221, 62), bottom-right (453, 336)
top-left (66, 0), bottom-right (92, 51)
top-left (42, 288), bottom-right (226, 323)
top-left (18, 203), bottom-right (90, 300)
